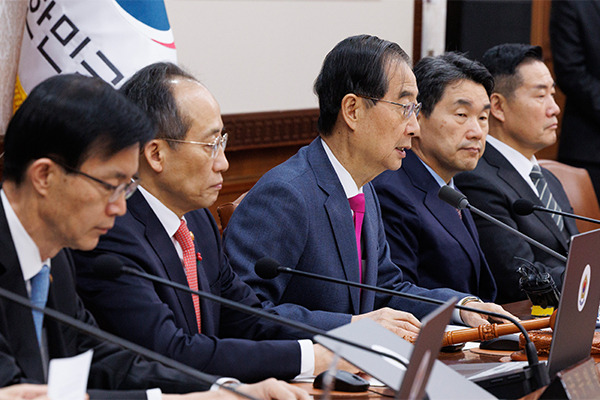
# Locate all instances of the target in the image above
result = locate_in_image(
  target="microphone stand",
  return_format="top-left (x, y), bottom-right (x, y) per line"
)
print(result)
top-left (467, 204), bottom-right (567, 262)
top-left (116, 265), bottom-right (411, 370)
top-left (260, 262), bottom-right (549, 392)
top-left (0, 287), bottom-right (257, 400)
top-left (529, 205), bottom-right (600, 225)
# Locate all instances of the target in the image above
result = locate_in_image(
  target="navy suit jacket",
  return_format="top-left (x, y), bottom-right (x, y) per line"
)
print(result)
top-left (455, 144), bottom-right (578, 303)
top-left (551, 0), bottom-right (600, 164)
top-left (372, 151), bottom-right (497, 301)
top-left (73, 191), bottom-right (301, 383)
top-left (223, 139), bottom-right (465, 329)
top-left (0, 198), bottom-right (213, 398)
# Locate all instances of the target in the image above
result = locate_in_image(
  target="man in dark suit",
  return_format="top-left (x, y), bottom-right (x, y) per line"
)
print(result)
top-left (455, 44), bottom-right (578, 303)
top-left (223, 35), bottom-right (511, 334)
top-left (372, 52), bottom-right (497, 301)
top-left (551, 0), bottom-right (600, 199)
top-left (0, 73), bottom-right (308, 400)
top-left (73, 62), bottom-right (344, 384)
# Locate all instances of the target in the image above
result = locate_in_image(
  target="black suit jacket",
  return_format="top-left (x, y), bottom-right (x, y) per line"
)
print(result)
top-left (455, 144), bottom-right (578, 303)
top-left (0, 199), bottom-right (213, 398)
top-left (73, 190), bottom-right (302, 383)
top-left (551, 0), bottom-right (600, 164)
top-left (372, 151), bottom-right (497, 301)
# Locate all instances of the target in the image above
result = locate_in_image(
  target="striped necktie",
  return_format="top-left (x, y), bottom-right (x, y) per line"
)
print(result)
top-left (530, 164), bottom-right (564, 231)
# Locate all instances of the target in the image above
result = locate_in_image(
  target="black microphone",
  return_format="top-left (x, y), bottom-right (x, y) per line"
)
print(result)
top-left (513, 198), bottom-right (600, 225)
top-left (92, 255), bottom-right (411, 371)
top-left (438, 186), bottom-right (567, 263)
top-left (0, 287), bottom-right (257, 400)
top-left (255, 258), bottom-right (550, 392)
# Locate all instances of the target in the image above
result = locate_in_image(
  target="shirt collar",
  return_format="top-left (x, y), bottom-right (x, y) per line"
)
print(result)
top-left (138, 186), bottom-right (183, 238)
top-left (1, 189), bottom-right (50, 282)
top-left (418, 156), bottom-right (456, 189)
top-left (320, 138), bottom-right (363, 199)
top-left (486, 135), bottom-right (538, 191)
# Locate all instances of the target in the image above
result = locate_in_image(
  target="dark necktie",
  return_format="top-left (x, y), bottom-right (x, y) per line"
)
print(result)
top-left (174, 219), bottom-right (202, 333)
top-left (348, 193), bottom-right (365, 283)
top-left (530, 164), bottom-right (564, 231)
top-left (30, 264), bottom-right (50, 345)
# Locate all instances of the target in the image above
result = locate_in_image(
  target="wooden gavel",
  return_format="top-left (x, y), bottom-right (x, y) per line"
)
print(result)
top-left (441, 312), bottom-right (557, 347)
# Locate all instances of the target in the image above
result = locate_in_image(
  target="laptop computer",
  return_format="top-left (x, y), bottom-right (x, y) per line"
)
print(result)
top-left (315, 297), bottom-right (496, 399)
top-left (461, 228), bottom-right (600, 396)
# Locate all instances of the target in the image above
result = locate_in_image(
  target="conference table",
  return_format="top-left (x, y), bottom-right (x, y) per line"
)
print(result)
top-left (296, 300), bottom-right (576, 399)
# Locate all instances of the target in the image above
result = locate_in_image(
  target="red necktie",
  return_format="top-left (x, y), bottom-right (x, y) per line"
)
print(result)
top-left (174, 219), bottom-right (201, 333)
top-left (348, 193), bottom-right (365, 283)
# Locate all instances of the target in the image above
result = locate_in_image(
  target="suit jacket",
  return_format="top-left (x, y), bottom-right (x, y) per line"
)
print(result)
top-left (73, 190), bottom-right (301, 383)
top-left (0, 199), bottom-right (213, 398)
top-left (455, 144), bottom-right (578, 303)
top-left (372, 151), bottom-right (497, 301)
top-left (550, 0), bottom-right (600, 164)
top-left (223, 139), bottom-right (465, 328)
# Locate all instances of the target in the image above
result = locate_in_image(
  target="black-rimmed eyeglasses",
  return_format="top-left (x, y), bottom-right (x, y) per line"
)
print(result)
top-left (53, 160), bottom-right (139, 203)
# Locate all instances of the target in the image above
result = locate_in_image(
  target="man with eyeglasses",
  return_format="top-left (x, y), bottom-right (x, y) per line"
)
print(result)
top-left (372, 52), bottom-right (498, 302)
top-left (72, 62), bottom-right (353, 384)
top-left (0, 73), bottom-right (308, 399)
top-left (223, 35), bottom-right (510, 337)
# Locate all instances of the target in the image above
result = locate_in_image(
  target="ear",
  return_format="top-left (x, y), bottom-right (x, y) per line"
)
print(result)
top-left (27, 158), bottom-right (56, 197)
top-left (339, 93), bottom-right (361, 131)
top-left (142, 139), bottom-right (167, 173)
top-left (489, 93), bottom-right (506, 123)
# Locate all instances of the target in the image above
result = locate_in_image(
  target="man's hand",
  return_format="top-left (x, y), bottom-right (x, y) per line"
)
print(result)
top-left (351, 307), bottom-right (421, 342)
top-left (0, 384), bottom-right (50, 400)
top-left (313, 343), bottom-right (360, 375)
top-left (164, 378), bottom-right (310, 400)
top-left (459, 301), bottom-right (517, 327)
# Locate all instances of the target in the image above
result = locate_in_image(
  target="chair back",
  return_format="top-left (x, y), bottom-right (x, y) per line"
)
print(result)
top-left (538, 159), bottom-right (600, 233)
top-left (217, 191), bottom-right (248, 231)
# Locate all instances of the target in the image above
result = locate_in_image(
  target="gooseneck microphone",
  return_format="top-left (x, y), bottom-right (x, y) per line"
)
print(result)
top-left (0, 287), bottom-right (256, 400)
top-left (513, 198), bottom-right (600, 225)
top-left (92, 255), bottom-right (410, 371)
top-left (255, 257), bottom-right (550, 392)
top-left (438, 186), bottom-right (567, 263)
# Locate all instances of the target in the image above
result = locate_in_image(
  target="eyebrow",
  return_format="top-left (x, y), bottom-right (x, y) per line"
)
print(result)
top-left (398, 90), bottom-right (417, 99)
top-left (454, 99), bottom-right (491, 111)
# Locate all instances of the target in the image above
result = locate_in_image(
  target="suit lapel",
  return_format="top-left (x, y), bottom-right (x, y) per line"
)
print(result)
top-left (127, 192), bottom-right (200, 333)
top-left (485, 146), bottom-right (569, 252)
top-left (405, 153), bottom-right (481, 272)
top-left (0, 201), bottom-right (45, 381)
top-left (308, 140), bottom-right (361, 314)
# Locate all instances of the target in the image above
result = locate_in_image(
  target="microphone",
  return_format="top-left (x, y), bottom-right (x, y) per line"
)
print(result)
top-left (0, 287), bottom-right (257, 400)
top-left (255, 257), bottom-right (550, 392)
top-left (92, 255), bottom-right (411, 371)
top-left (438, 186), bottom-right (567, 263)
top-left (513, 199), bottom-right (600, 225)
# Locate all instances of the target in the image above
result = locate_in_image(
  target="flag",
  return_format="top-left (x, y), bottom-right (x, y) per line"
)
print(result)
top-left (13, 0), bottom-right (177, 112)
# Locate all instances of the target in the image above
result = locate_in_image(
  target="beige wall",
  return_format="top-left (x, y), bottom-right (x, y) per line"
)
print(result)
top-left (165, 0), bottom-right (415, 114)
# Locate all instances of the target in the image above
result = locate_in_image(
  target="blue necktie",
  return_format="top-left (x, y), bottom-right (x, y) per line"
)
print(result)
top-left (30, 264), bottom-right (50, 345)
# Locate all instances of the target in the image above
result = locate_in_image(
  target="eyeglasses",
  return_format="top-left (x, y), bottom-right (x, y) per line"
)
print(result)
top-left (164, 133), bottom-right (228, 159)
top-left (53, 160), bottom-right (139, 203)
top-left (358, 95), bottom-right (422, 119)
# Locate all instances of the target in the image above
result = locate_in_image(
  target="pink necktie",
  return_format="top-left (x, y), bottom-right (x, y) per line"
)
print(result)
top-left (348, 193), bottom-right (365, 283)
top-left (174, 219), bottom-right (201, 333)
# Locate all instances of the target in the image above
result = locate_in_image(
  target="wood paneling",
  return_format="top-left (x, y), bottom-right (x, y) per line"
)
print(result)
top-left (531, 0), bottom-right (564, 161)
top-left (208, 109), bottom-right (319, 226)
